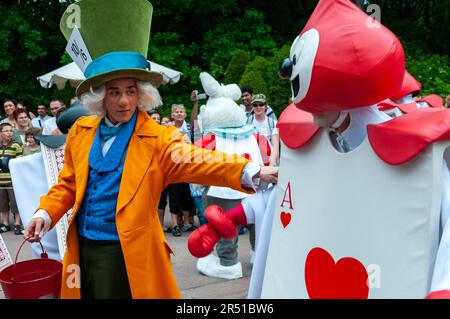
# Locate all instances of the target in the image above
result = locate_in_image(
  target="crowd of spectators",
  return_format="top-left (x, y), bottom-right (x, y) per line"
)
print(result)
top-left (0, 97), bottom-right (69, 235)
top-left (150, 85), bottom-right (280, 245)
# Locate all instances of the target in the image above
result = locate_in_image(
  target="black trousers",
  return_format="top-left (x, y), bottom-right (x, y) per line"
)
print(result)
top-left (78, 236), bottom-right (132, 299)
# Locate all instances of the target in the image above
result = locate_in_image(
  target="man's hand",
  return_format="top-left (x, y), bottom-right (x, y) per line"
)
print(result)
top-left (259, 165), bottom-right (278, 184)
top-left (190, 90), bottom-right (199, 102)
top-left (24, 218), bottom-right (47, 242)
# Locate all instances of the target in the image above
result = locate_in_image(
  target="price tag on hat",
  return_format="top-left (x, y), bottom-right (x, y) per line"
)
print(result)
top-left (65, 26), bottom-right (93, 72)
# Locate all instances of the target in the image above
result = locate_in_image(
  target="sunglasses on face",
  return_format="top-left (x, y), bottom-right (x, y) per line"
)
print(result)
top-left (253, 103), bottom-right (265, 107)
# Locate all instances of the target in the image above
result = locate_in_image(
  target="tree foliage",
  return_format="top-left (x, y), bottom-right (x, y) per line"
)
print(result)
top-left (240, 57), bottom-right (269, 102)
top-left (0, 0), bottom-right (75, 111)
top-left (265, 45), bottom-right (292, 115)
top-left (224, 50), bottom-right (250, 85)
top-left (0, 0), bottom-right (447, 119)
top-left (404, 42), bottom-right (450, 98)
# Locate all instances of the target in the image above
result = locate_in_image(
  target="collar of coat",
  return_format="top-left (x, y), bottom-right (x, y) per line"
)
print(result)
top-left (75, 109), bottom-right (159, 138)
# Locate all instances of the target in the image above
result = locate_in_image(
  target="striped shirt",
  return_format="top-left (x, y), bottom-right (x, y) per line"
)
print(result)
top-left (0, 141), bottom-right (22, 188)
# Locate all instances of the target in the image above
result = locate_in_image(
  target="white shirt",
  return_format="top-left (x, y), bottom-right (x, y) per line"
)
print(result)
top-left (31, 115), bottom-right (52, 128)
top-left (42, 117), bottom-right (58, 135)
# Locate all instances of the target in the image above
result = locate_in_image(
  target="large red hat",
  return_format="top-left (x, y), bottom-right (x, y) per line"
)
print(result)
top-left (286, 0), bottom-right (405, 114)
top-left (391, 71), bottom-right (422, 101)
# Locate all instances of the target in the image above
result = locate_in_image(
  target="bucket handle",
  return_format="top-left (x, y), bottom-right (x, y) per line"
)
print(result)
top-left (12, 239), bottom-right (48, 281)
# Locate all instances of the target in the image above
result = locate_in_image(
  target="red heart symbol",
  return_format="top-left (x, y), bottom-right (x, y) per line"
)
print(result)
top-left (305, 247), bottom-right (369, 299)
top-left (280, 211), bottom-right (291, 228)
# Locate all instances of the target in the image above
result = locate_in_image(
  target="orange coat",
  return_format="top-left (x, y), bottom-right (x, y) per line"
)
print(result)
top-left (39, 110), bottom-right (252, 299)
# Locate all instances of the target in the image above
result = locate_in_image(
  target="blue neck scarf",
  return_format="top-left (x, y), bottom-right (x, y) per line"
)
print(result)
top-left (88, 110), bottom-right (138, 172)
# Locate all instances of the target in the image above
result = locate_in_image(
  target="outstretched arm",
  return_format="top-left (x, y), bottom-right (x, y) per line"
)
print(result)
top-left (158, 126), bottom-right (278, 192)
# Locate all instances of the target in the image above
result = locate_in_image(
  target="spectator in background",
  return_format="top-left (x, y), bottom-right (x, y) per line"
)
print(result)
top-left (189, 92), bottom-right (208, 226)
top-left (240, 85), bottom-right (277, 121)
top-left (240, 85), bottom-right (254, 116)
top-left (42, 100), bottom-right (66, 135)
top-left (22, 127), bottom-right (42, 156)
top-left (70, 96), bottom-right (78, 106)
top-left (445, 95), bottom-right (450, 109)
top-left (0, 123), bottom-right (23, 235)
top-left (168, 104), bottom-right (196, 236)
top-left (17, 101), bottom-right (36, 119)
top-left (148, 109), bottom-right (169, 230)
top-left (31, 104), bottom-right (52, 128)
top-left (190, 90), bottom-right (205, 142)
top-left (172, 104), bottom-right (193, 143)
top-left (1, 99), bottom-right (18, 128)
top-left (246, 94), bottom-right (280, 166)
top-left (161, 116), bottom-right (170, 126)
top-left (245, 93), bottom-right (280, 261)
top-left (189, 183), bottom-right (207, 225)
top-left (148, 109), bottom-right (161, 124)
top-left (12, 109), bottom-right (31, 145)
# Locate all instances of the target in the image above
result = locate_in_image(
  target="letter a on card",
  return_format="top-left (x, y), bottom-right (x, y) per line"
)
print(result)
top-left (280, 181), bottom-right (294, 210)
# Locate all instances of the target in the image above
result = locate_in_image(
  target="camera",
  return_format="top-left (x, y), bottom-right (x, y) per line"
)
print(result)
top-left (191, 92), bottom-right (208, 101)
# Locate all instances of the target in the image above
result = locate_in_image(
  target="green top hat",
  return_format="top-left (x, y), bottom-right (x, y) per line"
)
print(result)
top-left (60, 0), bottom-right (163, 98)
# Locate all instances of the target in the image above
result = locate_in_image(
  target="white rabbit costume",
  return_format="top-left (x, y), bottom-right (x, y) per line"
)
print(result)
top-left (195, 72), bottom-right (264, 279)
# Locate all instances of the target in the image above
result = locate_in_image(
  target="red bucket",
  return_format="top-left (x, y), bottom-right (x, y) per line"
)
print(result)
top-left (0, 239), bottom-right (62, 299)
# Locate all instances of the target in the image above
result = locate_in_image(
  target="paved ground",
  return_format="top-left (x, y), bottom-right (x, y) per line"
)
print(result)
top-left (0, 213), bottom-right (253, 299)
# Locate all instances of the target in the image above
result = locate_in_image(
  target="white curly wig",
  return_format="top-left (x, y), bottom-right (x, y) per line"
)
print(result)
top-left (80, 80), bottom-right (163, 117)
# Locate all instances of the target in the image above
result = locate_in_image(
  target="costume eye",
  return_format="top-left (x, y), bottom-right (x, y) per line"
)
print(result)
top-left (293, 55), bottom-right (297, 66)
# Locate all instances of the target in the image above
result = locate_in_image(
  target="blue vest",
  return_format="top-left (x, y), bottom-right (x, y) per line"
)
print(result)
top-left (77, 111), bottom-right (137, 241)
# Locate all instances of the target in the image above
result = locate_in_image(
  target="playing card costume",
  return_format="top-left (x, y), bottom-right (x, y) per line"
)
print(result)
top-left (189, 0), bottom-right (450, 298)
top-left (378, 70), bottom-right (444, 117)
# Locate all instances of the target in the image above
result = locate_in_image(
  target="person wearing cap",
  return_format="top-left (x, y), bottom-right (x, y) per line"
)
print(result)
top-left (23, 0), bottom-right (277, 299)
top-left (240, 85), bottom-right (277, 121)
top-left (246, 93), bottom-right (279, 166)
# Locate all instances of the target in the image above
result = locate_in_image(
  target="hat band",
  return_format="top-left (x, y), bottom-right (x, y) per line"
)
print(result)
top-left (84, 52), bottom-right (149, 78)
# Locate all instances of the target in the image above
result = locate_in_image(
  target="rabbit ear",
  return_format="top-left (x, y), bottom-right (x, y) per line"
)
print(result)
top-left (200, 72), bottom-right (222, 97)
top-left (222, 83), bottom-right (241, 101)
top-left (200, 72), bottom-right (242, 100)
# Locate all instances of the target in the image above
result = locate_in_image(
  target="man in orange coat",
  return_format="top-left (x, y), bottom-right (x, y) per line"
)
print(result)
top-left (24, 0), bottom-right (276, 299)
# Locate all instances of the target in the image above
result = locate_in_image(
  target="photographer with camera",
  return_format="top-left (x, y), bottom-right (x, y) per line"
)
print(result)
top-left (0, 123), bottom-right (23, 234)
top-left (190, 89), bottom-right (208, 142)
